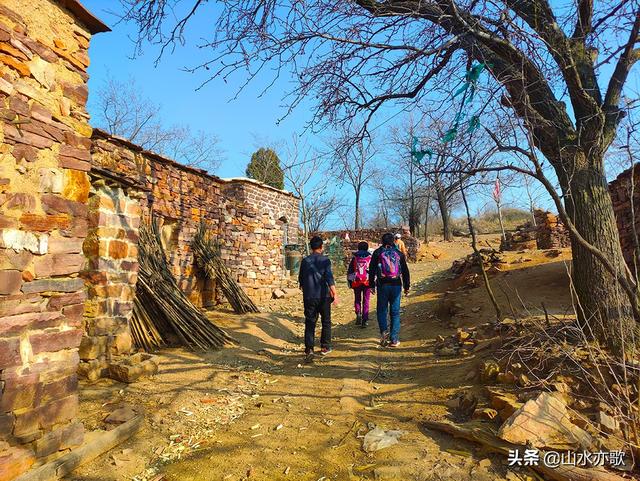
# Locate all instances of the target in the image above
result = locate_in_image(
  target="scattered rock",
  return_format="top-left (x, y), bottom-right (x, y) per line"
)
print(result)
top-left (596, 411), bottom-right (620, 434)
top-left (498, 392), bottom-right (593, 450)
top-left (496, 371), bottom-right (516, 385)
top-left (488, 391), bottom-right (523, 421)
top-left (104, 404), bottom-right (137, 424)
top-left (479, 360), bottom-right (500, 383)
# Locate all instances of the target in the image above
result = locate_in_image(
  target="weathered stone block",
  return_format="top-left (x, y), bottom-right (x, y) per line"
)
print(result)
top-left (38, 394), bottom-right (78, 429)
top-left (33, 421), bottom-right (83, 457)
top-left (34, 253), bottom-right (84, 277)
top-left (108, 239), bottom-right (128, 259)
top-left (0, 229), bottom-right (47, 254)
top-left (63, 169), bottom-right (90, 203)
top-left (111, 330), bottom-right (132, 355)
top-left (0, 445), bottom-right (35, 481)
top-left (0, 249), bottom-right (32, 270)
top-left (0, 269), bottom-right (22, 294)
top-left (20, 213), bottom-right (70, 232)
top-left (48, 236), bottom-right (83, 254)
top-left (46, 291), bottom-right (84, 311)
top-left (0, 337), bottom-right (21, 368)
top-left (77, 359), bottom-right (107, 381)
top-left (22, 277), bottom-right (84, 294)
top-left (108, 353), bottom-right (158, 383)
top-left (78, 335), bottom-right (107, 360)
top-left (0, 377), bottom-right (36, 412)
top-left (39, 168), bottom-right (63, 193)
top-left (42, 193), bottom-right (88, 217)
top-left (29, 329), bottom-right (83, 354)
top-left (38, 375), bottom-right (78, 405)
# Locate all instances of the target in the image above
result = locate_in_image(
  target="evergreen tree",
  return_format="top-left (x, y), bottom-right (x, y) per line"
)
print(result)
top-left (245, 148), bottom-right (284, 190)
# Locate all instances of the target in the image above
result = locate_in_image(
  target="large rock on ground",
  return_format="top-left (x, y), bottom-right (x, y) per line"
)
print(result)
top-left (498, 392), bottom-right (593, 450)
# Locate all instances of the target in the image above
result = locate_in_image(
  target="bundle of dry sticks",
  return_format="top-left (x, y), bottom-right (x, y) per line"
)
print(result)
top-left (191, 222), bottom-right (260, 315)
top-left (130, 218), bottom-right (234, 352)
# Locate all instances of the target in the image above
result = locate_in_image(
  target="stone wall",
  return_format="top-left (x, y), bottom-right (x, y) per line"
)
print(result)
top-left (501, 210), bottom-right (570, 251)
top-left (219, 179), bottom-right (300, 302)
top-left (314, 228), bottom-right (420, 263)
top-left (0, 0), bottom-right (107, 478)
top-left (78, 174), bottom-right (143, 381)
top-left (90, 130), bottom-right (300, 306)
top-left (610, 165), bottom-right (640, 267)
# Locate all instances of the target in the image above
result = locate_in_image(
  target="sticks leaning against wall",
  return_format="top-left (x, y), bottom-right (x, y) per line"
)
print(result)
top-left (130, 217), bottom-right (235, 351)
top-left (192, 222), bottom-right (260, 314)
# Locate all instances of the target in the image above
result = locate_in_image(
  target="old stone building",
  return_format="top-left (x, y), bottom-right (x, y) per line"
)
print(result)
top-left (610, 164), bottom-right (640, 268)
top-left (0, 1), bottom-right (299, 478)
top-left (80, 130), bottom-right (299, 379)
top-left (0, 0), bottom-right (109, 477)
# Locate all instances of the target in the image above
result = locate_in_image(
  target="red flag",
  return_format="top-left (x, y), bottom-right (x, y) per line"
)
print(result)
top-left (492, 177), bottom-right (501, 203)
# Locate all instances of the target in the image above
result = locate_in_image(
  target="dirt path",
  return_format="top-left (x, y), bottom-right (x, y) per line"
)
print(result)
top-left (73, 240), bottom-right (532, 481)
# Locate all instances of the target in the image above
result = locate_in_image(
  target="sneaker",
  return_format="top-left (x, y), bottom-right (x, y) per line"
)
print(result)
top-left (380, 331), bottom-right (390, 347)
top-left (355, 315), bottom-right (362, 326)
top-left (304, 351), bottom-right (315, 363)
top-left (320, 347), bottom-right (333, 356)
top-left (361, 321), bottom-right (368, 328)
top-left (389, 340), bottom-right (401, 348)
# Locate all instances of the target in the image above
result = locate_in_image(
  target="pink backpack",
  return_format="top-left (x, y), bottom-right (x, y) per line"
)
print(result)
top-left (379, 247), bottom-right (401, 279)
top-left (351, 255), bottom-right (371, 287)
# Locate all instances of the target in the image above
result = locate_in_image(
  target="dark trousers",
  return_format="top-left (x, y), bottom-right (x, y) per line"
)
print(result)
top-left (304, 297), bottom-right (332, 352)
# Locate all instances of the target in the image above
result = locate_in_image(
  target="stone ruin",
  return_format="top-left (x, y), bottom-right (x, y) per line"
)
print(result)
top-left (610, 164), bottom-right (640, 268)
top-left (314, 228), bottom-right (420, 264)
top-left (0, 1), bottom-right (300, 477)
top-left (501, 210), bottom-right (571, 251)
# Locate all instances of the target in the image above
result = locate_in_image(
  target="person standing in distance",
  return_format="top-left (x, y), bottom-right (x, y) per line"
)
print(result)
top-left (369, 233), bottom-right (410, 347)
top-left (298, 236), bottom-right (337, 362)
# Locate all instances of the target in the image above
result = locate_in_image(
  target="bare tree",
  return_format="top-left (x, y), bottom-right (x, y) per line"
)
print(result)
top-left (121, 0), bottom-right (640, 352)
top-left (282, 136), bottom-right (337, 253)
top-left (332, 132), bottom-right (378, 230)
top-left (93, 75), bottom-right (222, 172)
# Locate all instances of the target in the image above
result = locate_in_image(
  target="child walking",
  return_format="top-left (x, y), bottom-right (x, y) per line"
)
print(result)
top-left (347, 241), bottom-right (372, 328)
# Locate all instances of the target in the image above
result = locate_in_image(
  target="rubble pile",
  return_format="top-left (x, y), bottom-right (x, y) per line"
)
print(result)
top-left (534, 210), bottom-right (571, 249)
top-left (434, 324), bottom-right (498, 357)
top-left (501, 210), bottom-right (570, 251)
top-left (501, 222), bottom-right (538, 251)
top-left (450, 249), bottom-right (505, 277)
top-left (441, 316), bottom-right (638, 475)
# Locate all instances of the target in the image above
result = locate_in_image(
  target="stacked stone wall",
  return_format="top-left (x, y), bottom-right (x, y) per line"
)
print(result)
top-left (90, 131), bottom-right (300, 306)
top-left (314, 228), bottom-right (420, 263)
top-left (0, 0), bottom-right (104, 476)
top-left (78, 176), bottom-right (142, 380)
top-left (610, 165), bottom-right (640, 267)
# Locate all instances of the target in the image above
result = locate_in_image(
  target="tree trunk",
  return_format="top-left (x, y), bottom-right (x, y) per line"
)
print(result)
top-left (563, 164), bottom-right (636, 353)
top-left (436, 187), bottom-right (452, 241)
top-left (424, 199), bottom-right (430, 243)
top-left (354, 188), bottom-right (361, 230)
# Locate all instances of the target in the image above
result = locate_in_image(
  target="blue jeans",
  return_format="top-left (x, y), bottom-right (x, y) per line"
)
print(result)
top-left (376, 284), bottom-right (402, 342)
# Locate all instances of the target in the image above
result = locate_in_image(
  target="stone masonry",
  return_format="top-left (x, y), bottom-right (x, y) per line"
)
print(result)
top-left (90, 129), bottom-right (300, 306)
top-left (78, 173), bottom-right (144, 381)
top-left (0, 1), bottom-right (108, 479)
top-left (610, 164), bottom-right (640, 268)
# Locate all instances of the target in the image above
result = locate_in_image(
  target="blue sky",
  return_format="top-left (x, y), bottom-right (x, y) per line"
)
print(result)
top-left (84, 0), bottom-right (321, 179)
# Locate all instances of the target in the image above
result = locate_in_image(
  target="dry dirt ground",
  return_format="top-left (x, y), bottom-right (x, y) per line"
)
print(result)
top-left (71, 237), bottom-right (574, 481)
